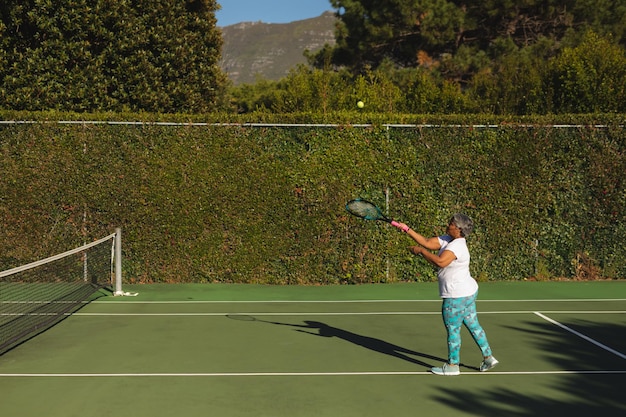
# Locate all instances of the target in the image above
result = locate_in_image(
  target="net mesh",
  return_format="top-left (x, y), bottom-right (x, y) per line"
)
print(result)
top-left (346, 199), bottom-right (382, 220)
top-left (0, 234), bottom-right (116, 354)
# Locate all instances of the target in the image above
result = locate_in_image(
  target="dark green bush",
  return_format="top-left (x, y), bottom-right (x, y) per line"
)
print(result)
top-left (1, 118), bottom-right (624, 283)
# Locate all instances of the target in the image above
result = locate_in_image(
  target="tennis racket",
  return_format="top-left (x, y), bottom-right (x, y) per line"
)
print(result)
top-left (345, 198), bottom-right (407, 231)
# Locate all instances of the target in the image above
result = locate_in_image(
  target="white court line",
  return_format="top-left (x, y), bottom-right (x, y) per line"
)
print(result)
top-left (66, 310), bottom-right (626, 317)
top-left (3, 311), bottom-right (624, 317)
top-left (534, 312), bottom-right (626, 360)
top-left (1, 370), bottom-right (625, 378)
top-left (93, 298), bottom-right (626, 304)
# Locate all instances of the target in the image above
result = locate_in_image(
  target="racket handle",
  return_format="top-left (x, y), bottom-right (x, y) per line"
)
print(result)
top-left (391, 221), bottom-right (410, 233)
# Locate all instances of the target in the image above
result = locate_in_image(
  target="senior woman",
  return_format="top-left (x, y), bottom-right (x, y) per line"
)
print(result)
top-left (394, 213), bottom-right (498, 376)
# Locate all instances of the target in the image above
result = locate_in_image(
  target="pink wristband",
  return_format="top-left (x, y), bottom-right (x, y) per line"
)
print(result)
top-left (391, 221), bottom-right (410, 232)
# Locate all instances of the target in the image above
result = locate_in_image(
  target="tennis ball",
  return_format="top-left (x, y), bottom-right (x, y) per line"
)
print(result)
top-left (357, 100), bottom-right (364, 108)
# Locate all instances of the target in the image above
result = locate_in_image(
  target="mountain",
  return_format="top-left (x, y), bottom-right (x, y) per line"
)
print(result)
top-left (219, 11), bottom-right (336, 85)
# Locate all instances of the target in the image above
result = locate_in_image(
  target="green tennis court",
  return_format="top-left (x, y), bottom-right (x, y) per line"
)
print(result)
top-left (1, 281), bottom-right (625, 417)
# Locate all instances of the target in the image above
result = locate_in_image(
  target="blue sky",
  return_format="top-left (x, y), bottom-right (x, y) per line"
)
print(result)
top-left (216, 0), bottom-right (334, 26)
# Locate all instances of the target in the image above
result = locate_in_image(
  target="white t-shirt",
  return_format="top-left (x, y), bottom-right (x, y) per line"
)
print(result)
top-left (437, 235), bottom-right (478, 298)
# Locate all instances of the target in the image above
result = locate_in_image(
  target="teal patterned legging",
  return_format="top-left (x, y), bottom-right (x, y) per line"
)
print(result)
top-left (442, 292), bottom-right (492, 365)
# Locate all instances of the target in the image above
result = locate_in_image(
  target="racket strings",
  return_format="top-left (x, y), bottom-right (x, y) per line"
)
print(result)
top-left (346, 200), bottom-right (382, 220)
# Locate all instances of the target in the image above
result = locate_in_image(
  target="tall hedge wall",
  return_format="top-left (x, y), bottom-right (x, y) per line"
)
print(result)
top-left (1, 122), bottom-right (624, 283)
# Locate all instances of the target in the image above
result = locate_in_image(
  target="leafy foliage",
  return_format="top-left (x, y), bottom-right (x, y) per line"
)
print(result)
top-left (245, 0), bottom-right (623, 116)
top-left (323, 0), bottom-right (626, 73)
top-left (0, 0), bottom-right (229, 112)
top-left (547, 31), bottom-right (626, 113)
top-left (233, 28), bottom-right (626, 116)
top-left (1, 120), bottom-right (624, 283)
top-left (326, 0), bottom-right (464, 70)
top-left (1, 1), bottom-right (625, 116)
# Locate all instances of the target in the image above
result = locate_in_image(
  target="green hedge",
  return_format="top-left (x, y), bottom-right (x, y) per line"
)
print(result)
top-left (1, 119), bottom-right (625, 283)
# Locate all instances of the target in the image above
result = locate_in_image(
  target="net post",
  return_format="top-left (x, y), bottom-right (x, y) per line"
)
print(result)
top-left (114, 228), bottom-right (123, 296)
top-left (113, 228), bottom-right (138, 296)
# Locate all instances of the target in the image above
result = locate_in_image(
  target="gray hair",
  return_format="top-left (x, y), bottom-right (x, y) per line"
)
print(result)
top-left (450, 213), bottom-right (473, 237)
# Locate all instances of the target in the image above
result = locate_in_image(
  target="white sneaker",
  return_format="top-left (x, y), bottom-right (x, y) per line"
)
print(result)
top-left (480, 356), bottom-right (499, 372)
top-left (431, 363), bottom-right (460, 376)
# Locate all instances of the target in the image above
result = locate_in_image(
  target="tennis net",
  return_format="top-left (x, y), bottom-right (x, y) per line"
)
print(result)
top-left (0, 231), bottom-right (122, 354)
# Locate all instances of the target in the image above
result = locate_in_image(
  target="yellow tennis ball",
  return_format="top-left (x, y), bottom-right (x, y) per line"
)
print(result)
top-left (357, 100), bottom-right (364, 108)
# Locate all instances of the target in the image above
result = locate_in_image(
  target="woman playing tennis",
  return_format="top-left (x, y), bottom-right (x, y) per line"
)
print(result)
top-left (394, 214), bottom-right (498, 376)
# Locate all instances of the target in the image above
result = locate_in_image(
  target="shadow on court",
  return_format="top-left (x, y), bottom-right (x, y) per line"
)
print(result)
top-left (228, 315), bottom-right (478, 371)
top-left (432, 320), bottom-right (626, 416)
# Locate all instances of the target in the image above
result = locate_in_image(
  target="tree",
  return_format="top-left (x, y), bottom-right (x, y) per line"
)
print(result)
top-left (321, 0), bottom-right (626, 78)
top-left (459, 0), bottom-right (578, 49)
top-left (547, 31), bottom-right (626, 113)
top-left (0, 0), bottom-right (229, 113)
top-left (327, 0), bottom-right (464, 71)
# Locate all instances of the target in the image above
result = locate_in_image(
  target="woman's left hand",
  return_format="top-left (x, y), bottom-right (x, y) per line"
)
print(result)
top-left (409, 245), bottom-right (422, 255)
